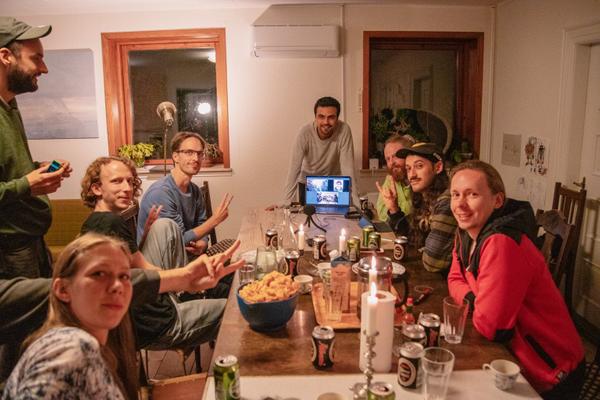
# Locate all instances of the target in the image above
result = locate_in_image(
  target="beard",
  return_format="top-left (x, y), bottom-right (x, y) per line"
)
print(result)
top-left (7, 64), bottom-right (38, 94)
top-left (389, 166), bottom-right (405, 183)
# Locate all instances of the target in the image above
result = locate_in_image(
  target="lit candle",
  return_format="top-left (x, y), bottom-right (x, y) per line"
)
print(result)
top-left (366, 282), bottom-right (378, 336)
top-left (298, 224), bottom-right (305, 251)
top-left (338, 228), bottom-right (346, 255)
top-left (369, 256), bottom-right (377, 288)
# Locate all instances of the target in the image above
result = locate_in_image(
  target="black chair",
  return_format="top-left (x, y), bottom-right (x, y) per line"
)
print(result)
top-left (200, 181), bottom-right (218, 245)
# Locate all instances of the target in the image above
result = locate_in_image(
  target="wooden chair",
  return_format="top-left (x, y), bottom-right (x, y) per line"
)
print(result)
top-left (549, 181), bottom-right (587, 313)
top-left (580, 345), bottom-right (600, 400)
top-left (536, 210), bottom-right (577, 289)
top-left (201, 181), bottom-right (218, 245)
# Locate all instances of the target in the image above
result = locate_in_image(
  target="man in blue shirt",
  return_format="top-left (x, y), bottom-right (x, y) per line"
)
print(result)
top-left (137, 132), bottom-right (233, 295)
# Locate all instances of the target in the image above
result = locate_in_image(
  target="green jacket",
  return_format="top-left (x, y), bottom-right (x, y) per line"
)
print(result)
top-left (0, 98), bottom-right (51, 236)
top-left (376, 175), bottom-right (412, 221)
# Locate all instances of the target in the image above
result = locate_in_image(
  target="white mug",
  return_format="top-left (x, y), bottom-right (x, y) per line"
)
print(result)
top-left (483, 359), bottom-right (520, 390)
top-left (294, 274), bottom-right (313, 294)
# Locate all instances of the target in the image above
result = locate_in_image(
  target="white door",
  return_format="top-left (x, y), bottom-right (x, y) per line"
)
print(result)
top-left (575, 43), bottom-right (600, 327)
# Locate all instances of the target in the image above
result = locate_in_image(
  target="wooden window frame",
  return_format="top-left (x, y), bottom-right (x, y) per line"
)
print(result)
top-left (101, 28), bottom-right (230, 168)
top-left (362, 31), bottom-right (484, 169)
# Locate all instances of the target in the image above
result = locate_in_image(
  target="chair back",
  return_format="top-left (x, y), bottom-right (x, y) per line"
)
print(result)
top-left (536, 210), bottom-right (577, 287)
top-left (120, 200), bottom-right (139, 238)
top-left (201, 181), bottom-right (218, 245)
top-left (551, 181), bottom-right (586, 243)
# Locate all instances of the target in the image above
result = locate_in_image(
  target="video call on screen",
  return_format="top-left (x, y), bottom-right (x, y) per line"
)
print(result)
top-left (306, 177), bottom-right (351, 206)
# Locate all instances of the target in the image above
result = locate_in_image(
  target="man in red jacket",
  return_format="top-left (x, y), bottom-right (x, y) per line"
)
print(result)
top-left (447, 160), bottom-right (584, 399)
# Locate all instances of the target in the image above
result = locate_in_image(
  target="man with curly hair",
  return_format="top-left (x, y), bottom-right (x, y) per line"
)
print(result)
top-left (79, 156), bottom-right (226, 351)
top-left (386, 143), bottom-right (457, 273)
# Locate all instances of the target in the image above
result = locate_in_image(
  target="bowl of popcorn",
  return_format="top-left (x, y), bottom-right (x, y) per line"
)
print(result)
top-left (237, 271), bottom-right (300, 332)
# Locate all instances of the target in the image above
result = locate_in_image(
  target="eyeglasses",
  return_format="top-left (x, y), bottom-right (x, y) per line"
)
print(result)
top-left (177, 149), bottom-right (205, 158)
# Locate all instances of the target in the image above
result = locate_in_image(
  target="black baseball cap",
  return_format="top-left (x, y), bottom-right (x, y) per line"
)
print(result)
top-left (0, 17), bottom-right (52, 48)
top-left (396, 142), bottom-right (444, 163)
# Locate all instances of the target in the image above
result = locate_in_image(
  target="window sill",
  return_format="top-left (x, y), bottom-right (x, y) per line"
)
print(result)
top-left (136, 164), bottom-right (233, 177)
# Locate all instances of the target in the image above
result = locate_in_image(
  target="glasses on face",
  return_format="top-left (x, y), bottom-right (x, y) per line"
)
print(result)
top-left (177, 149), bottom-right (205, 158)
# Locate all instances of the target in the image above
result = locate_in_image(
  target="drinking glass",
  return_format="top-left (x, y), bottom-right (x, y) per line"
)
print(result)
top-left (422, 347), bottom-right (455, 400)
top-left (443, 296), bottom-right (469, 344)
top-left (255, 246), bottom-right (277, 279)
top-left (239, 264), bottom-right (255, 285)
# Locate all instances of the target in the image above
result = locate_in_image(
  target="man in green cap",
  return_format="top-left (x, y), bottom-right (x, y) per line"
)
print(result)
top-left (0, 17), bottom-right (72, 280)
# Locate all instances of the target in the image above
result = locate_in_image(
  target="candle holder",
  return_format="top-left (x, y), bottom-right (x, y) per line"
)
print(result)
top-left (350, 330), bottom-right (379, 399)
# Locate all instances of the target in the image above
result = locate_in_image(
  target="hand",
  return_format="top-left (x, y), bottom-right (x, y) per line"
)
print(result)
top-left (39, 159), bottom-right (72, 178)
top-left (376, 176), bottom-right (399, 214)
top-left (143, 205), bottom-right (163, 233)
top-left (26, 165), bottom-right (64, 196)
top-left (185, 239), bottom-right (208, 256)
top-left (208, 193), bottom-right (233, 226)
top-left (184, 239), bottom-right (244, 292)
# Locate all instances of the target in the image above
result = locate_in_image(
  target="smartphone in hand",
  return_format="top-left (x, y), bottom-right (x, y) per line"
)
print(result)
top-left (46, 160), bottom-right (62, 173)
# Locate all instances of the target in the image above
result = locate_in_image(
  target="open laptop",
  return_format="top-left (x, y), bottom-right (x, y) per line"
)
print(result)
top-left (305, 175), bottom-right (351, 215)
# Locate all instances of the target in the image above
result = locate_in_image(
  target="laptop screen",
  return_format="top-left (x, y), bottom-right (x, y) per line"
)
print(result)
top-left (305, 176), bottom-right (351, 207)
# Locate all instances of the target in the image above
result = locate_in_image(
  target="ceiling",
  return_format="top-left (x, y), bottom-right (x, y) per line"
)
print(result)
top-left (4, 0), bottom-right (501, 16)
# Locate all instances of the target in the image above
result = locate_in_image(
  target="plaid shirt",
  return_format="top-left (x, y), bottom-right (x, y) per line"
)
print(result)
top-left (421, 190), bottom-right (457, 272)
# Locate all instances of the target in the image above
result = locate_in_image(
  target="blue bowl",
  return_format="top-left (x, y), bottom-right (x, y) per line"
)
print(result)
top-left (236, 285), bottom-right (299, 332)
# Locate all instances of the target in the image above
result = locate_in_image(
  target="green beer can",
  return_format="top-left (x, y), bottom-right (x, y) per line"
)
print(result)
top-left (368, 232), bottom-right (381, 250)
top-left (362, 225), bottom-right (374, 248)
top-left (367, 382), bottom-right (396, 399)
top-left (347, 236), bottom-right (360, 262)
top-left (214, 355), bottom-right (241, 400)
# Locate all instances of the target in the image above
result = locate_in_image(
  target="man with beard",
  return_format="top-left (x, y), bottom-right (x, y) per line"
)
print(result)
top-left (375, 134), bottom-right (414, 222)
top-left (391, 142), bottom-right (457, 273)
top-left (0, 17), bottom-right (72, 280)
top-left (282, 96), bottom-right (357, 205)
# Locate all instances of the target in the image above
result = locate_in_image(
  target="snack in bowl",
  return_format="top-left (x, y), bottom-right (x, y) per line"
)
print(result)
top-left (238, 271), bottom-right (299, 303)
top-left (237, 271), bottom-right (300, 331)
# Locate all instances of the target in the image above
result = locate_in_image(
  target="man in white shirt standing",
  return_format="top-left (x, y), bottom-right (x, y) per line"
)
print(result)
top-left (282, 97), bottom-right (357, 205)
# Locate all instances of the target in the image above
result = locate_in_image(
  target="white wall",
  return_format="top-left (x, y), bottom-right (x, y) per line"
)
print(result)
top-left (17, 4), bottom-right (493, 239)
top-left (490, 0), bottom-right (600, 208)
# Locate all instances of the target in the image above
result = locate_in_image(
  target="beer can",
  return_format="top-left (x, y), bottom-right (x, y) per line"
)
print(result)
top-left (362, 226), bottom-right (374, 248)
top-left (347, 236), bottom-right (360, 262)
top-left (418, 313), bottom-right (441, 348)
top-left (402, 324), bottom-right (427, 347)
top-left (311, 326), bottom-right (335, 369)
top-left (393, 236), bottom-right (408, 261)
top-left (265, 229), bottom-right (278, 248)
top-left (368, 232), bottom-right (381, 250)
top-left (359, 195), bottom-right (369, 212)
top-left (397, 342), bottom-right (424, 389)
top-left (284, 249), bottom-right (300, 277)
top-left (367, 382), bottom-right (396, 399)
top-left (214, 355), bottom-right (241, 400)
top-left (313, 235), bottom-right (327, 261)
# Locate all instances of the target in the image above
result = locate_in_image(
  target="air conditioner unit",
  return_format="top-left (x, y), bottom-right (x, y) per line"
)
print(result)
top-left (253, 25), bottom-right (340, 58)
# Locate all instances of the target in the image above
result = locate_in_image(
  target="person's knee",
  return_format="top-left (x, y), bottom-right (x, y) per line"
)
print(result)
top-left (148, 218), bottom-right (180, 237)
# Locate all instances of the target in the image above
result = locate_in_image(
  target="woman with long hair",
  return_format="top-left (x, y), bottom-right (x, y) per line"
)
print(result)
top-left (3, 233), bottom-right (138, 399)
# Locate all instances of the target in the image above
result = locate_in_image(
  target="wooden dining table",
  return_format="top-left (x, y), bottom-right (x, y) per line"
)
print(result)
top-left (209, 209), bottom-right (515, 376)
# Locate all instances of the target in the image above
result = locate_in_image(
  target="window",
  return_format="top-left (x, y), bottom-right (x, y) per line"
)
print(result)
top-left (362, 31), bottom-right (483, 168)
top-left (102, 28), bottom-right (229, 167)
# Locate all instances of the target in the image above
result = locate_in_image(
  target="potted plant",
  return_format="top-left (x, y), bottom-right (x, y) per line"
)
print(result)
top-left (202, 142), bottom-right (223, 167)
top-left (118, 142), bottom-right (155, 168)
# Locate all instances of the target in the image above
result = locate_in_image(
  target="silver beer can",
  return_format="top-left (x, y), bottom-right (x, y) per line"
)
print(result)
top-left (397, 342), bottom-right (424, 389)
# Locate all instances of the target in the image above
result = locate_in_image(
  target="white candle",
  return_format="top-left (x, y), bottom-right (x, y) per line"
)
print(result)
top-left (366, 282), bottom-right (378, 336)
top-left (338, 228), bottom-right (346, 254)
top-left (297, 224), bottom-right (305, 251)
top-left (359, 288), bottom-right (395, 372)
top-left (369, 257), bottom-right (377, 288)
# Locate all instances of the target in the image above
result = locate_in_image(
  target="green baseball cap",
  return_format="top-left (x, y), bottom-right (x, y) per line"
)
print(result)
top-left (0, 17), bottom-right (52, 48)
